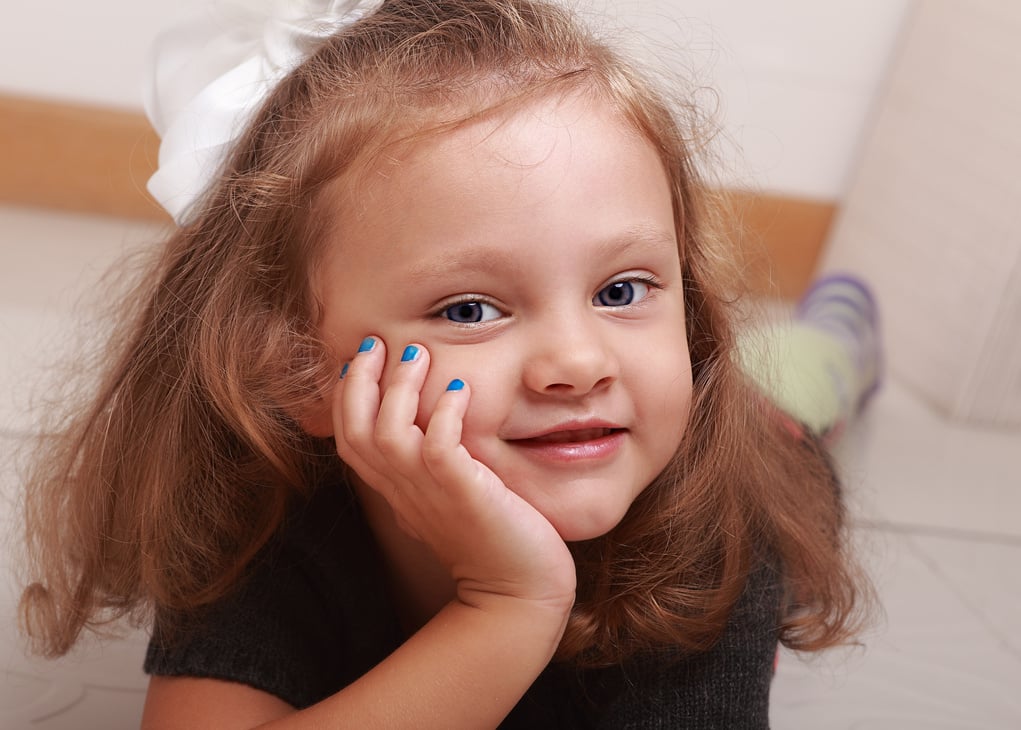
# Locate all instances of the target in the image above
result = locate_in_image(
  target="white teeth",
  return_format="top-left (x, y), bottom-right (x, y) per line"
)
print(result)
top-left (532, 428), bottom-right (611, 444)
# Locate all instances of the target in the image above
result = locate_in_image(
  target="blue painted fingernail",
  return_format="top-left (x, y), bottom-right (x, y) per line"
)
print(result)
top-left (357, 337), bottom-right (375, 353)
top-left (400, 345), bottom-right (419, 362)
top-left (446, 378), bottom-right (465, 392)
top-left (339, 362), bottom-right (349, 379)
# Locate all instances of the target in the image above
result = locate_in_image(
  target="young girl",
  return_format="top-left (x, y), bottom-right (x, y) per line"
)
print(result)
top-left (20, 1), bottom-right (871, 727)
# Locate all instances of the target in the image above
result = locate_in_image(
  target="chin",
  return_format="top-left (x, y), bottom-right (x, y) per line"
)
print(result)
top-left (550, 508), bottom-right (629, 543)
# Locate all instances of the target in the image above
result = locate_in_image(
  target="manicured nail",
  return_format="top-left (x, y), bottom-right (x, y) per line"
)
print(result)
top-left (400, 345), bottom-right (420, 362)
top-left (446, 378), bottom-right (465, 392)
top-left (357, 337), bottom-right (376, 353)
top-left (339, 362), bottom-right (349, 379)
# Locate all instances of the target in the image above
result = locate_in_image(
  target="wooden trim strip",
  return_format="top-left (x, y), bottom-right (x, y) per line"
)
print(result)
top-left (0, 94), bottom-right (835, 298)
top-left (720, 190), bottom-right (837, 299)
top-left (0, 94), bottom-right (165, 221)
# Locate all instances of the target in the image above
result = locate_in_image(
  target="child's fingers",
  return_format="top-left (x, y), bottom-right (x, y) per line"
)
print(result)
top-left (420, 378), bottom-right (472, 485)
top-left (334, 336), bottom-right (387, 458)
top-left (373, 344), bottom-right (430, 465)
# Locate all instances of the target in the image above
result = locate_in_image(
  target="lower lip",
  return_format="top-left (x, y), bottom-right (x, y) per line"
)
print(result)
top-left (510, 430), bottom-right (626, 464)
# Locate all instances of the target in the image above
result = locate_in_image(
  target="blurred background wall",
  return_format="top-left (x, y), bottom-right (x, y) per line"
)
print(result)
top-left (0, 0), bottom-right (910, 201)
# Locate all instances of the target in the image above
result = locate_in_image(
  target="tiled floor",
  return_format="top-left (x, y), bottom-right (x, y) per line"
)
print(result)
top-left (1, 204), bottom-right (1019, 728)
top-left (770, 387), bottom-right (1021, 727)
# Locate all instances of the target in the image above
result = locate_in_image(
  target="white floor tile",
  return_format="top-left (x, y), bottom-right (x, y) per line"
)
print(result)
top-left (0, 641), bottom-right (148, 730)
top-left (905, 533), bottom-right (1021, 660)
top-left (771, 528), bottom-right (1021, 729)
top-left (834, 380), bottom-right (1021, 539)
top-left (2, 207), bottom-right (162, 728)
top-left (1, 431), bottom-right (148, 730)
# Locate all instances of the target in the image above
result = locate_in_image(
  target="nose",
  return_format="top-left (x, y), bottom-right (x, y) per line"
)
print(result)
top-left (521, 313), bottom-right (620, 397)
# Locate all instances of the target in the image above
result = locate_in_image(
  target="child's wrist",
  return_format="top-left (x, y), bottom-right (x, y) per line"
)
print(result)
top-left (454, 586), bottom-right (575, 633)
top-left (446, 590), bottom-right (574, 665)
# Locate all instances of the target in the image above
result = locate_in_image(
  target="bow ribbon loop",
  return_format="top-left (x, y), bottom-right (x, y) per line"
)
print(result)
top-left (145, 0), bottom-right (384, 224)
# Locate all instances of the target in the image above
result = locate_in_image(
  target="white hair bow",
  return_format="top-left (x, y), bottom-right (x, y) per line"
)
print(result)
top-left (144, 0), bottom-right (384, 224)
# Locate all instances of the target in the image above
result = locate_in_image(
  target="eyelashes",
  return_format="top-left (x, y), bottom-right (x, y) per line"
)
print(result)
top-left (592, 276), bottom-right (659, 307)
top-left (433, 274), bottom-right (664, 325)
top-left (441, 300), bottom-right (504, 324)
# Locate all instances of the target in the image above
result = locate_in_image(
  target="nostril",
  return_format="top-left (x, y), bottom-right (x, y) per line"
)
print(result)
top-left (542, 374), bottom-right (614, 396)
top-left (543, 382), bottom-right (572, 392)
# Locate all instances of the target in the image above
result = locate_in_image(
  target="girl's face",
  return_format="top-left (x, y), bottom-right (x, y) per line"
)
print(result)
top-left (314, 91), bottom-right (693, 541)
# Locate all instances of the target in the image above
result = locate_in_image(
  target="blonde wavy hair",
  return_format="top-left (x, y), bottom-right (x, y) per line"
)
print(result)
top-left (21, 0), bottom-right (868, 664)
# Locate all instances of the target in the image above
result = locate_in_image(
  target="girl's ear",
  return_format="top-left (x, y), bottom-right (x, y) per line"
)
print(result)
top-left (291, 365), bottom-right (337, 437)
top-left (296, 394), bottom-right (335, 438)
top-left (289, 344), bottom-right (339, 438)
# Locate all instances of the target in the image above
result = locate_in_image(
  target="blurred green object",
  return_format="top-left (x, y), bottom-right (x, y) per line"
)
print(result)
top-left (738, 274), bottom-right (880, 441)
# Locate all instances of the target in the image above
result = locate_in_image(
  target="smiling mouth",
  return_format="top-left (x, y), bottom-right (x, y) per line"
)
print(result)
top-left (508, 427), bottom-right (626, 463)
top-left (519, 428), bottom-right (623, 444)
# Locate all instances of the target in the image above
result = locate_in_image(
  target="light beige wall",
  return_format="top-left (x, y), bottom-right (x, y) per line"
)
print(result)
top-left (0, 0), bottom-right (910, 200)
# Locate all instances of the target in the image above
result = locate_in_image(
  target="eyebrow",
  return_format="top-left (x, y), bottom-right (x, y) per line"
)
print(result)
top-left (403, 224), bottom-right (677, 283)
top-left (605, 224), bottom-right (679, 257)
top-left (404, 246), bottom-right (523, 284)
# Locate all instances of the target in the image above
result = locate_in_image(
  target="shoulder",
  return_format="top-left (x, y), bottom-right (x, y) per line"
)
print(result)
top-left (145, 481), bottom-right (403, 709)
top-left (573, 563), bottom-right (780, 729)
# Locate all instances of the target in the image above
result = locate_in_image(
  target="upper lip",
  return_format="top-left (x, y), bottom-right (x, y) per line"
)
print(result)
top-left (504, 418), bottom-right (625, 442)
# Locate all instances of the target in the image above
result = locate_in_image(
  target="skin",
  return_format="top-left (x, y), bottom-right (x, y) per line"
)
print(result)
top-left (142, 90), bottom-right (693, 729)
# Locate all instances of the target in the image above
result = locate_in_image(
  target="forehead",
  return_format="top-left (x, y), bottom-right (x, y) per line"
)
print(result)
top-left (348, 90), bottom-right (666, 209)
top-left (314, 90), bottom-right (677, 289)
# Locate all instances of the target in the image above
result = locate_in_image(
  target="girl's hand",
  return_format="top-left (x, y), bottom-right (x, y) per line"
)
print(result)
top-left (332, 337), bottom-right (576, 613)
top-left (144, 339), bottom-right (577, 730)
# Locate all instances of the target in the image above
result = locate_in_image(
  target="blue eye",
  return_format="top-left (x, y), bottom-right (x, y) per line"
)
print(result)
top-left (443, 300), bottom-right (502, 323)
top-left (594, 280), bottom-right (650, 307)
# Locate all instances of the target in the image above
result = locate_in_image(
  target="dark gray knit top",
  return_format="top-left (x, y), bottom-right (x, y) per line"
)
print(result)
top-left (145, 482), bottom-right (781, 728)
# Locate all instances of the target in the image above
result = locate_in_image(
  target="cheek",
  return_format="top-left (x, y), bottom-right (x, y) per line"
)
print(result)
top-left (420, 374), bottom-right (507, 467)
top-left (642, 341), bottom-right (693, 446)
top-left (410, 359), bottom-right (491, 435)
top-left (412, 378), bottom-right (449, 431)
top-left (412, 342), bottom-right (509, 433)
